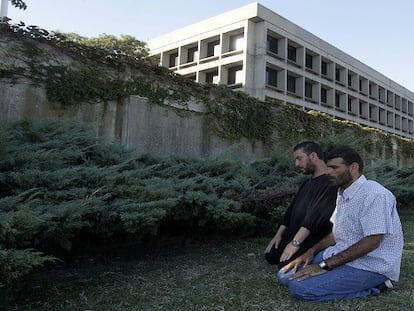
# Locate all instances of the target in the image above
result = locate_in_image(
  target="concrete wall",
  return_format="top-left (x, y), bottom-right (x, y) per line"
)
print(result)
top-left (0, 79), bottom-right (269, 160)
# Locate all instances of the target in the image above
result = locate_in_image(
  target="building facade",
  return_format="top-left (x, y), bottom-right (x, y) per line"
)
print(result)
top-left (148, 3), bottom-right (414, 139)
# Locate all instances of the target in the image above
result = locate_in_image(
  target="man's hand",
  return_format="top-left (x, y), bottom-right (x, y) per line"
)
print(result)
top-left (264, 235), bottom-right (282, 254)
top-left (279, 243), bottom-right (299, 262)
top-left (289, 264), bottom-right (327, 281)
top-left (280, 248), bottom-right (315, 274)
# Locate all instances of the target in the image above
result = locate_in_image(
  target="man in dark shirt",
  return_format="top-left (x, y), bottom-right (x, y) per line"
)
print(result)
top-left (264, 141), bottom-right (338, 269)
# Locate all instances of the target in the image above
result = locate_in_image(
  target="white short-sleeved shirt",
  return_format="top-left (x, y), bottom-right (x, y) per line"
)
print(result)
top-left (323, 175), bottom-right (404, 281)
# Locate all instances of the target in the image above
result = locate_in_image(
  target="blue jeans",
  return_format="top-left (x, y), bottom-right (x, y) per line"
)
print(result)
top-left (277, 251), bottom-right (388, 302)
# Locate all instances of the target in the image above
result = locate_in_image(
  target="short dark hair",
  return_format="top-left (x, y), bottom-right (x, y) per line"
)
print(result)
top-left (293, 141), bottom-right (323, 159)
top-left (325, 146), bottom-right (364, 173)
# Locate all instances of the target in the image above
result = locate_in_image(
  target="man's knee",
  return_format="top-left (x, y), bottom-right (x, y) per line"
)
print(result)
top-left (288, 280), bottom-right (320, 301)
top-left (277, 268), bottom-right (293, 286)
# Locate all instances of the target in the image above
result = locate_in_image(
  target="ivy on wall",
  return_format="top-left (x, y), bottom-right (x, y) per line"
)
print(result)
top-left (272, 101), bottom-right (414, 161)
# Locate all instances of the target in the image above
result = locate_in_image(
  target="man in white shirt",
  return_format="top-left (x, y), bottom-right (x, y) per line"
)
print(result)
top-left (277, 146), bottom-right (404, 301)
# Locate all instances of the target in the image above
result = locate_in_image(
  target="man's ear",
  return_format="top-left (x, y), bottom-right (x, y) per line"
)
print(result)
top-left (350, 162), bottom-right (359, 173)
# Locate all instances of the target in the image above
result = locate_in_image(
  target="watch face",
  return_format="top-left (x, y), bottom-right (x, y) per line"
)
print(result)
top-left (291, 240), bottom-right (300, 247)
top-left (319, 261), bottom-right (330, 270)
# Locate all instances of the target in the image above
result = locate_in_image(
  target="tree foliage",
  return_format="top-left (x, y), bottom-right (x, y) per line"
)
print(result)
top-left (60, 32), bottom-right (149, 61)
top-left (10, 0), bottom-right (27, 10)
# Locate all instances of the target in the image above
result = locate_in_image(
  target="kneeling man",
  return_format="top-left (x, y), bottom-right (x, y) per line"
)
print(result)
top-left (277, 146), bottom-right (404, 302)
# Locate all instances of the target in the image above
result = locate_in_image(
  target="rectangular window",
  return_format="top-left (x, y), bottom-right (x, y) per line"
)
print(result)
top-left (206, 70), bottom-right (218, 84)
top-left (335, 68), bottom-right (340, 81)
top-left (335, 93), bottom-right (340, 107)
top-left (207, 40), bottom-right (220, 57)
top-left (305, 82), bottom-right (312, 98)
top-left (321, 61), bottom-right (327, 76)
top-left (266, 67), bottom-right (277, 87)
top-left (229, 34), bottom-right (244, 51)
top-left (321, 88), bottom-right (327, 103)
top-left (169, 52), bottom-right (178, 67)
top-left (287, 45), bottom-right (296, 62)
top-left (369, 106), bottom-right (375, 119)
top-left (187, 47), bottom-right (198, 62)
top-left (287, 75), bottom-right (296, 93)
top-left (266, 35), bottom-right (278, 54)
top-left (305, 54), bottom-right (313, 69)
top-left (228, 65), bottom-right (243, 85)
top-left (348, 73), bottom-right (352, 87)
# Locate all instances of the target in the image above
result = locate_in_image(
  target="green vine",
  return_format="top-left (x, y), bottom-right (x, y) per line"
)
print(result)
top-left (272, 101), bottom-right (414, 160)
top-left (205, 86), bottom-right (275, 142)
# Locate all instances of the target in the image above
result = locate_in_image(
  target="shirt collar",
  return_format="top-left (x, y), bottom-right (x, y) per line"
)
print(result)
top-left (340, 175), bottom-right (366, 200)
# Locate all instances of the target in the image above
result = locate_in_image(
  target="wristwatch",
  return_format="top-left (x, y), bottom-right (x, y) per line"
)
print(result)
top-left (319, 260), bottom-right (332, 271)
top-left (291, 239), bottom-right (300, 247)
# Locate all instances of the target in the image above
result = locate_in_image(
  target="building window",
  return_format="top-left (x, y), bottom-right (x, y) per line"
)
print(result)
top-left (287, 75), bottom-right (296, 93)
top-left (207, 40), bottom-right (220, 57)
top-left (287, 45), bottom-right (296, 62)
top-left (348, 73), bottom-right (352, 87)
top-left (335, 93), bottom-right (340, 107)
top-left (305, 81), bottom-right (312, 98)
top-left (369, 106), bottom-right (375, 119)
top-left (321, 61), bottom-right (327, 76)
top-left (228, 65), bottom-right (243, 85)
top-left (229, 34), bottom-right (244, 51)
top-left (305, 54), bottom-right (313, 69)
top-left (267, 35), bottom-right (278, 54)
top-left (266, 67), bottom-right (277, 87)
top-left (169, 52), bottom-right (178, 67)
top-left (335, 68), bottom-right (340, 81)
top-left (321, 88), bottom-right (327, 103)
top-left (205, 70), bottom-right (218, 84)
top-left (187, 47), bottom-right (198, 62)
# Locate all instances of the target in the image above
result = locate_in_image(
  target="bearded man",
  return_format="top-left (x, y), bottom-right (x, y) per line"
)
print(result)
top-left (265, 141), bottom-right (338, 269)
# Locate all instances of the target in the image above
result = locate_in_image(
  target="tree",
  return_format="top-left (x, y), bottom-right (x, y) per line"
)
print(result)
top-left (49, 31), bottom-right (149, 63)
top-left (11, 0), bottom-right (27, 10)
top-left (78, 33), bottom-right (149, 60)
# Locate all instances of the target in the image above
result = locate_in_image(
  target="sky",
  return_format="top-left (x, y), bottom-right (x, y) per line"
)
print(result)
top-left (4, 0), bottom-right (414, 92)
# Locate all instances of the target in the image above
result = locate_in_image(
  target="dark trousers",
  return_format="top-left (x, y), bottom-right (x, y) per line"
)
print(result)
top-left (265, 243), bottom-right (306, 270)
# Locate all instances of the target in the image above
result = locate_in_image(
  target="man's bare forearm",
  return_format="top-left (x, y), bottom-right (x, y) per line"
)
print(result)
top-left (326, 234), bottom-right (383, 269)
top-left (308, 232), bottom-right (336, 255)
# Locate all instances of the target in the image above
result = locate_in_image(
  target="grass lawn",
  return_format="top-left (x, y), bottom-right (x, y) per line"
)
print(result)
top-left (2, 210), bottom-right (414, 311)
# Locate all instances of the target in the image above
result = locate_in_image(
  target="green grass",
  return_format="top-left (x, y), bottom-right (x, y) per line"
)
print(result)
top-left (3, 210), bottom-right (414, 311)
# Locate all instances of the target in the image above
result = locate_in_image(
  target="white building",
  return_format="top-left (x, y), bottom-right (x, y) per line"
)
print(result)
top-left (148, 2), bottom-right (414, 139)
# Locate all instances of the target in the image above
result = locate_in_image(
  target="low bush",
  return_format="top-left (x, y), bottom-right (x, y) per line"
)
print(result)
top-left (0, 118), bottom-right (303, 284)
